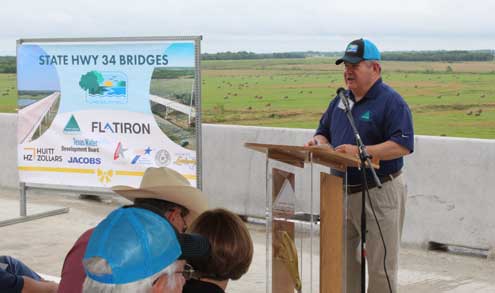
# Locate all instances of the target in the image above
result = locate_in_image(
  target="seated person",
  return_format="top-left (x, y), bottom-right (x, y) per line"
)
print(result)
top-left (183, 208), bottom-right (253, 293)
top-left (59, 167), bottom-right (208, 293)
top-left (82, 205), bottom-right (210, 293)
top-left (0, 255), bottom-right (57, 293)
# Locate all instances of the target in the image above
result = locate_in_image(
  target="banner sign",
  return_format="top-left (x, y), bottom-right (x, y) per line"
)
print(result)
top-left (17, 38), bottom-right (200, 188)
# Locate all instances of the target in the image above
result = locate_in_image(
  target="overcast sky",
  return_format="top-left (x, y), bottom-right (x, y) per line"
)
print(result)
top-left (1, 0), bottom-right (494, 54)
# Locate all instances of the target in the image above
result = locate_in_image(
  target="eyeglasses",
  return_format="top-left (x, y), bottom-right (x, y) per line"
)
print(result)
top-left (177, 263), bottom-right (195, 280)
top-left (152, 263), bottom-right (195, 285)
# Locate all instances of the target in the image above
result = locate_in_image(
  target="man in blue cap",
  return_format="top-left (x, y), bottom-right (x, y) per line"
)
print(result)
top-left (82, 206), bottom-right (210, 292)
top-left (306, 38), bottom-right (414, 292)
top-left (59, 167), bottom-right (209, 292)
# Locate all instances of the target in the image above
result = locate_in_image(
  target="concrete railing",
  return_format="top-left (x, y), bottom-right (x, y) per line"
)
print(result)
top-left (202, 124), bottom-right (495, 251)
top-left (2, 113), bottom-right (495, 250)
top-left (0, 114), bottom-right (19, 188)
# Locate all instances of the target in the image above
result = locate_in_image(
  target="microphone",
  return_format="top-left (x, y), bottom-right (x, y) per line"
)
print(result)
top-left (336, 87), bottom-right (351, 112)
top-left (336, 87), bottom-right (346, 96)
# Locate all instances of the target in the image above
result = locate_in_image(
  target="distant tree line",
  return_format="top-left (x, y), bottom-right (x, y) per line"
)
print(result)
top-left (202, 51), bottom-right (305, 60)
top-left (203, 50), bottom-right (495, 62)
top-left (381, 50), bottom-right (494, 62)
top-left (152, 68), bottom-right (195, 79)
top-left (0, 56), bottom-right (15, 73)
top-left (18, 90), bottom-right (55, 96)
top-left (0, 50), bottom-right (494, 73)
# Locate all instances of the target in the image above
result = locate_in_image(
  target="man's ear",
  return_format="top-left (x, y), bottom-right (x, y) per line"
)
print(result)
top-left (374, 62), bottom-right (382, 74)
top-left (165, 208), bottom-right (180, 222)
top-left (163, 208), bottom-right (174, 221)
top-left (152, 274), bottom-right (168, 292)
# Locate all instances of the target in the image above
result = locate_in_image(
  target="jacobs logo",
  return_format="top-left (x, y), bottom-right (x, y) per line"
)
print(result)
top-left (67, 157), bottom-right (101, 165)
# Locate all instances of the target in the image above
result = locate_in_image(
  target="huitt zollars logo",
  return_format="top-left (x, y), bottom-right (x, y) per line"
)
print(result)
top-left (91, 122), bottom-right (151, 134)
top-left (23, 147), bottom-right (63, 162)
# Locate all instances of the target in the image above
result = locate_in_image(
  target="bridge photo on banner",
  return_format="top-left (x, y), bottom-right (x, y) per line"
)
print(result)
top-left (16, 37), bottom-right (202, 191)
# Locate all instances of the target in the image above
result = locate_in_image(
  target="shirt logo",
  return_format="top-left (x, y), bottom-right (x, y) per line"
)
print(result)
top-left (360, 110), bottom-right (371, 121)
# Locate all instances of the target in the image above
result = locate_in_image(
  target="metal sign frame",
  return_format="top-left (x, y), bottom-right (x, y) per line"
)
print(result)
top-left (1, 36), bottom-right (203, 227)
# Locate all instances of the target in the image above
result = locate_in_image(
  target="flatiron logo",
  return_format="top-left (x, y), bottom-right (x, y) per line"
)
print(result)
top-left (91, 121), bottom-right (151, 134)
top-left (64, 115), bottom-right (81, 134)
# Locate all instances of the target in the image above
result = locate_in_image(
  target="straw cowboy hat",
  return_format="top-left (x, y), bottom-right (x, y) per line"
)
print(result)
top-left (111, 167), bottom-right (208, 224)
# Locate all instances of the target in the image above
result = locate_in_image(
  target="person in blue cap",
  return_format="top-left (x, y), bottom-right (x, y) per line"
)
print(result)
top-left (81, 206), bottom-right (210, 293)
top-left (59, 167), bottom-right (208, 293)
top-left (306, 38), bottom-right (414, 292)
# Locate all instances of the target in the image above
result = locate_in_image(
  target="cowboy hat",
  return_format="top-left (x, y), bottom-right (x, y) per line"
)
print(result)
top-left (111, 167), bottom-right (208, 224)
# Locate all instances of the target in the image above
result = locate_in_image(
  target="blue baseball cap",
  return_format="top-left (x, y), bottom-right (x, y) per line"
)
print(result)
top-left (83, 207), bottom-right (210, 285)
top-left (335, 38), bottom-right (381, 65)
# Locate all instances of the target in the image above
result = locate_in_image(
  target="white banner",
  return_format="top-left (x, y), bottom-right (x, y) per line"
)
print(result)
top-left (17, 39), bottom-right (199, 188)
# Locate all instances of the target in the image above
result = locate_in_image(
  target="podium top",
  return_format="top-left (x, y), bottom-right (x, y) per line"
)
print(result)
top-left (245, 142), bottom-right (379, 171)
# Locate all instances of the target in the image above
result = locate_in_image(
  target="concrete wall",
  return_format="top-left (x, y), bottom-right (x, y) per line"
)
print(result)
top-left (202, 124), bottom-right (316, 217)
top-left (0, 114), bottom-right (19, 188)
top-left (202, 124), bottom-right (495, 250)
top-left (2, 113), bottom-right (495, 249)
top-left (404, 135), bottom-right (495, 249)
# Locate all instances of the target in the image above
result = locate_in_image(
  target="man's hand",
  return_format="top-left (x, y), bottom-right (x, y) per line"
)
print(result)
top-left (22, 277), bottom-right (58, 293)
top-left (335, 144), bottom-right (359, 158)
top-left (335, 141), bottom-right (410, 161)
top-left (304, 135), bottom-right (330, 147)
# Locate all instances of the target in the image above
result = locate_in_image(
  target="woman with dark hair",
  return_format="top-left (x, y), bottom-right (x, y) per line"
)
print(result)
top-left (183, 208), bottom-right (253, 293)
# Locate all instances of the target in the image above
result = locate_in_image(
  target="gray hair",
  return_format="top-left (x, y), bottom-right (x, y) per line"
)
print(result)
top-left (364, 60), bottom-right (382, 73)
top-left (82, 257), bottom-right (179, 293)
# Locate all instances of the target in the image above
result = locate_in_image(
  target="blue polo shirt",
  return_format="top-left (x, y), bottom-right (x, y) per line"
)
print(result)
top-left (315, 79), bottom-right (414, 185)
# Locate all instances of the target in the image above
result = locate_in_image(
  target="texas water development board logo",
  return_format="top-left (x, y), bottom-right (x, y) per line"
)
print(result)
top-left (79, 71), bottom-right (128, 104)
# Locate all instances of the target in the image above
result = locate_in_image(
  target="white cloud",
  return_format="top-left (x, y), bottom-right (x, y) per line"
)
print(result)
top-left (1, 0), bottom-right (494, 54)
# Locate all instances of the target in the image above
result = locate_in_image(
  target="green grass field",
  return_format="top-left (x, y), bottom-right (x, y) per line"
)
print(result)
top-left (201, 58), bottom-right (495, 139)
top-left (2, 58), bottom-right (495, 138)
top-left (0, 74), bottom-right (17, 112)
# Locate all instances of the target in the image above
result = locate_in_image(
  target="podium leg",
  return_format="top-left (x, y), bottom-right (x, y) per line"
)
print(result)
top-left (272, 168), bottom-right (296, 293)
top-left (320, 172), bottom-right (344, 293)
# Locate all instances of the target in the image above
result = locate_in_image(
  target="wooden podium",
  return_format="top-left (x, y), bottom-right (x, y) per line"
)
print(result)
top-left (245, 143), bottom-right (377, 293)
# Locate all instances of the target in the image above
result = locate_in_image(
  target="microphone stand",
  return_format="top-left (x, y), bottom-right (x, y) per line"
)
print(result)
top-left (337, 88), bottom-right (381, 293)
